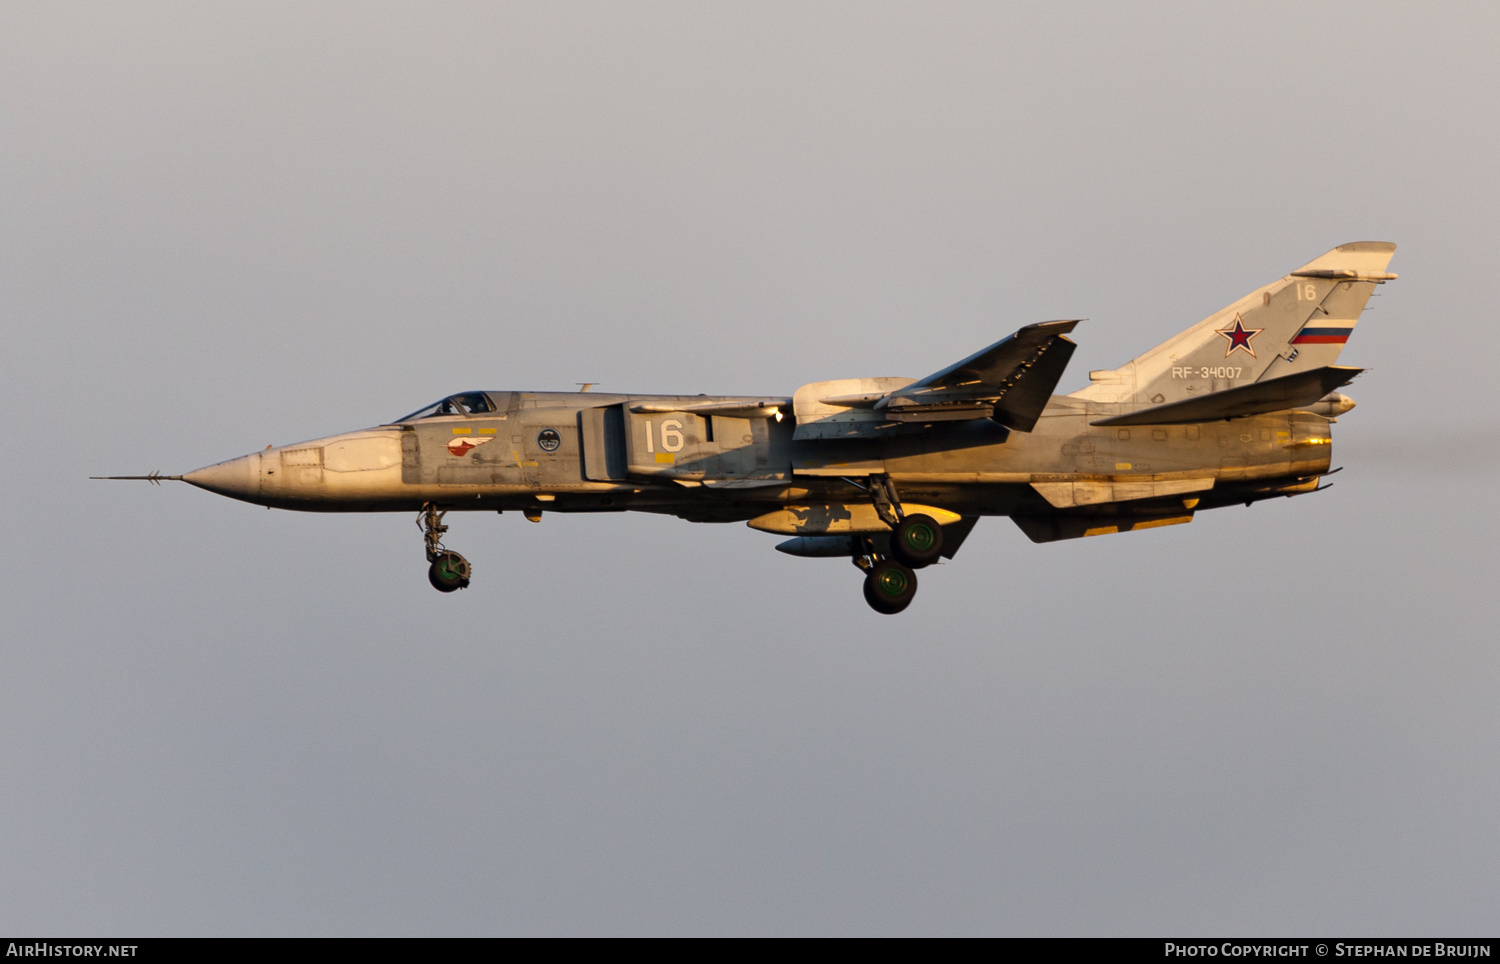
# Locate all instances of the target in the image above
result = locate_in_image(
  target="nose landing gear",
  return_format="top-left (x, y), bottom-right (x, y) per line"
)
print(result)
top-left (419, 503), bottom-right (470, 592)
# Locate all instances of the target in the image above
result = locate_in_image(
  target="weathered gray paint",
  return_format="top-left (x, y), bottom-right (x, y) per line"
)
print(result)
top-left (176, 243), bottom-right (1391, 553)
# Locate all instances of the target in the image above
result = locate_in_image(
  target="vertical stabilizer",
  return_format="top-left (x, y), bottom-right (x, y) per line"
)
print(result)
top-left (1071, 242), bottom-right (1395, 405)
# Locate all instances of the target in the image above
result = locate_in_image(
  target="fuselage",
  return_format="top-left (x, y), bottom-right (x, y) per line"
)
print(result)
top-left (183, 389), bottom-right (1334, 528)
top-left (151, 240), bottom-right (1388, 609)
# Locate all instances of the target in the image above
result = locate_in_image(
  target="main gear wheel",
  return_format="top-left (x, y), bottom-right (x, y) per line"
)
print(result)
top-left (891, 513), bottom-right (944, 569)
top-left (863, 559), bottom-right (918, 614)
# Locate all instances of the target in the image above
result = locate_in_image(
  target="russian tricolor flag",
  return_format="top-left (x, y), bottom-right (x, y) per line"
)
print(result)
top-left (1291, 326), bottom-right (1353, 345)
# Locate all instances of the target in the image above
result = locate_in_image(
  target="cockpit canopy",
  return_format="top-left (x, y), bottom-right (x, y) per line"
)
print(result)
top-left (395, 392), bottom-right (497, 422)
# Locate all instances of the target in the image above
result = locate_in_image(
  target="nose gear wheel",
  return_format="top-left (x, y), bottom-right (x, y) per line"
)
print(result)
top-left (428, 550), bottom-right (471, 592)
top-left (418, 503), bottom-right (470, 592)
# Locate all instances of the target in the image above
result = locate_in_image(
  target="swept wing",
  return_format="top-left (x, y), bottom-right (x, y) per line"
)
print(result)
top-left (874, 320), bottom-right (1080, 431)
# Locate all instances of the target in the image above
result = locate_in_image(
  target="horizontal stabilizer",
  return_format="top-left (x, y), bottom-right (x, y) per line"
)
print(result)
top-left (1091, 366), bottom-right (1361, 427)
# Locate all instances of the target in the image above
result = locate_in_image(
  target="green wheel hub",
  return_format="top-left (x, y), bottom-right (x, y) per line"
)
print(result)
top-left (427, 551), bottom-right (471, 592)
top-left (863, 559), bottom-right (918, 614)
top-left (891, 513), bottom-right (944, 569)
top-left (901, 521), bottom-right (938, 553)
top-left (874, 566), bottom-right (910, 598)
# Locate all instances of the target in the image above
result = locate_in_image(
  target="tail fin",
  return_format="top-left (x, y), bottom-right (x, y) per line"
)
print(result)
top-left (1071, 242), bottom-right (1395, 405)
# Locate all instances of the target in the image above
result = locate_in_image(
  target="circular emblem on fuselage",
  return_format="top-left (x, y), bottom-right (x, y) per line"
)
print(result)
top-left (536, 428), bottom-right (561, 453)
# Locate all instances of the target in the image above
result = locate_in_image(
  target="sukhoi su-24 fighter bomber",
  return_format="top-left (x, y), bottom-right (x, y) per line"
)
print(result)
top-left (101, 242), bottom-right (1395, 614)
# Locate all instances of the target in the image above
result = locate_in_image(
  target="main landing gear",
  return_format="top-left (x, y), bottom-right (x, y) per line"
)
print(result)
top-left (419, 503), bottom-right (470, 593)
top-left (852, 475), bottom-right (944, 614)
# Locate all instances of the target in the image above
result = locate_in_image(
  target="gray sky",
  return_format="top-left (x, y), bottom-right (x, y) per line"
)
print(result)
top-left (2, 1), bottom-right (1497, 935)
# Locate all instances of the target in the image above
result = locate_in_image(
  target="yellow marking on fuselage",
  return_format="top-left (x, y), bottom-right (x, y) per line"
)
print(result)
top-left (1134, 515), bottom-right (1192, 530)
top-left (452, 427), bottom-right (472, 434)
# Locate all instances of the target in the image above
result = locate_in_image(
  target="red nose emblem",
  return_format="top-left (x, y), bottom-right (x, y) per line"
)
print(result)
top-left (447, 436), bottom-right (493, 457)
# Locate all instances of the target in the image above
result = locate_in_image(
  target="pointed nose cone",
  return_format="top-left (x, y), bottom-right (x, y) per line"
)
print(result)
top-left (184, 453), bottom-right (261, 503)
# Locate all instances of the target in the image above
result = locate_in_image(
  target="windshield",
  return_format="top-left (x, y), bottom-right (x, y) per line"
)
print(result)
top-left (394, 392), bottom-right (496, 422)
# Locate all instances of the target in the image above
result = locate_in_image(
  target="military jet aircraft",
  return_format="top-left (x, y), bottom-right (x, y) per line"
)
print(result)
top-left (100, 242), bottom-right (1395, 613)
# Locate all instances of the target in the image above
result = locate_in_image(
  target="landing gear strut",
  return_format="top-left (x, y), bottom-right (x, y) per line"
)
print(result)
top-left (418, 503), bottom-right (470, 592)
top-left (845, 475), bottom-right (946, 614)
top-left (846, 475), bottom-right (949, 614)
top-left (864, 475), bottom-right (944, 569)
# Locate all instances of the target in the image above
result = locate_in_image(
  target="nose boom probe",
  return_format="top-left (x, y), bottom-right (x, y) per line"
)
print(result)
top-left (90, 472), bottom-right (184, 485)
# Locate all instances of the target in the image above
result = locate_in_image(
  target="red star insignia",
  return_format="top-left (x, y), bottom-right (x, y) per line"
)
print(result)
top-left (1215, 313), bottom-right (1264, 358)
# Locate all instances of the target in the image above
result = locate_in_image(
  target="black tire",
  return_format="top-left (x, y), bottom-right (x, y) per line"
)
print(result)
top-left (863, 559), bottom-right (917, 614)
top-left (891, 514), bottom-right (943, 569)
top-left (427, 551), bottom-right (471, 592)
